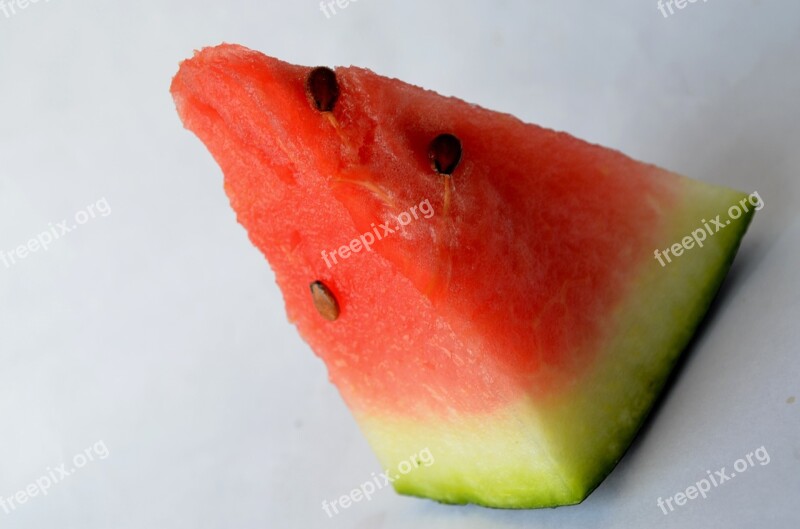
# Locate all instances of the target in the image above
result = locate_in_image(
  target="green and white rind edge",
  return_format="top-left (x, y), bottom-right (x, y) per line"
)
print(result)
top-left (357, 177), bottom-right (754, 509)
top-left (537, 177), bottom-right (755, 505)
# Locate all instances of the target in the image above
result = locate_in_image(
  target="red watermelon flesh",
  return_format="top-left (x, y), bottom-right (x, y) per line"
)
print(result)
top-left (171, 44), bottom-right (754, 508)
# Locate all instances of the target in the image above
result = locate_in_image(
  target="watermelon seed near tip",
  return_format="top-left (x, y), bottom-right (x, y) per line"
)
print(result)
top-left (310, 281), bottom-right (340, 321)
top-left (429, 133), bottom-right (462, 175)
top-left (307, 67), bottom-right (339, 112)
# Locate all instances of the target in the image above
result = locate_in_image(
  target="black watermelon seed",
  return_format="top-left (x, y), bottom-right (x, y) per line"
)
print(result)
top-left (428, 133), bottom-right (462, 175)
top-left (307, 67), bottom-right (339, 112)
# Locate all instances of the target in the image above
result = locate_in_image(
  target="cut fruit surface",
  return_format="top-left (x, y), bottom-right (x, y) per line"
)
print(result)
top-left (171, 44), bottom-right (755, 508)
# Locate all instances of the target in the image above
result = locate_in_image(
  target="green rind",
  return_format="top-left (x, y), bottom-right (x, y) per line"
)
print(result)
top-left (358, 179), bottom-right (755, 508)
top-left (539, 180), bottom-right (755, 504)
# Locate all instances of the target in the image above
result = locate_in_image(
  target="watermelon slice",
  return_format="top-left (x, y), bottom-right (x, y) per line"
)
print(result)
top-left (171, 44), bottom-right (755, 508)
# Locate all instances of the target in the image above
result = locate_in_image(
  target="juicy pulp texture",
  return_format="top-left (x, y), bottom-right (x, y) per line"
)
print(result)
top-left (171, 44), bottom-right (754, 507)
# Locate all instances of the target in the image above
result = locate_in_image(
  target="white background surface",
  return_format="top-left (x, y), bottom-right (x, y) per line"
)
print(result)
top-left (1, 0), bottom-right (798, 527)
